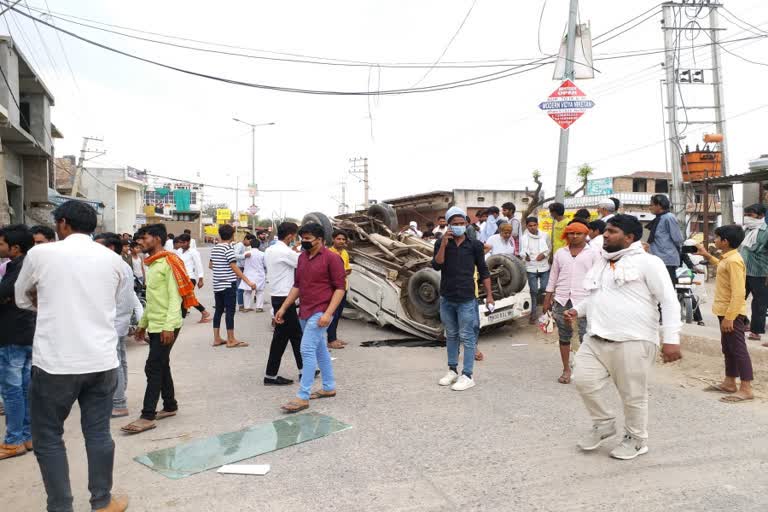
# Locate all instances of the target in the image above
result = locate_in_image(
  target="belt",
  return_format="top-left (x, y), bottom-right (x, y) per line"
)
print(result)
top-left (591, 334), bottom-right (617, 343)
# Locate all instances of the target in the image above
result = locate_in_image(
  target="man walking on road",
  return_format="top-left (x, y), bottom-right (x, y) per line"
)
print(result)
top-left (277, 223), bottom-right (345, 413)
top-left (544, 220), bottom-right (599, 384)
top-left (647, 194), bottom-right (683, 284)
top-left (738, 204), bottom-right (768, 342)
top-left (122, 223), bottom-right (198, 435)
top-left (0, 225), bottom-right (35, 461)
top-left (519, 216), bottom-right (550, 324)
top-left (566, 214), bottom-right (682, 461)
top-left (264, 222), bottom-right (304, 386)
top-left (327, 230), bottom-right (352, 349)
top-left (176, 233), bottom-right (211, 323)
top-left (432, 206), bottom-right (494, 391)
top-left (697, 225), bottom-right (754, 402)
top-left (15, 200), bottom-right (129, 512)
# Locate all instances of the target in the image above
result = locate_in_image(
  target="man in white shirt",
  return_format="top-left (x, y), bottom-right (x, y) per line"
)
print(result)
top-left (566, 214), bottom-right (682, 461)
top-left (519, 216), bottom-right (551, 324)
top-left (93, 232), bottom-right (144, 420)
top-left (587, 220), bottom-right (606, 256)
top-left (15, 200), bottom-right (129, 512)
top-left (597, 199), bottom-right (616, 222)
top-left (501, 202), bottom-right (522, 254)
top-left (478, 206), bottom-right (500, 243)
top-left (183, 229), bottom-right (197, 249)
top-left (176, 233), bottom-right (211, 323)
top-left (163, 233), bottom-right (175, 251)
top-left (484, 223), bottom-right (516, 257)
top-left (264, 222), bottom-right (304, 385)
top-left (233, 235), bottom-right (251, 311)
top-left (433, 216), bottom-right (448, 236)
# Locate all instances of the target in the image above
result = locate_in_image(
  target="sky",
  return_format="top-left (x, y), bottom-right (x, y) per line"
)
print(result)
top-left (7, 0), bottom-right (768, 219)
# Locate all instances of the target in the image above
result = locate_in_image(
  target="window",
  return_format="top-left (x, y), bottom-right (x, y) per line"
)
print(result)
top-left (190, 191), bottom-right (197, 204)
top-left (654, 180), bottom-right (669, 193)
top-left (632, 178), bottom-right (647, 192)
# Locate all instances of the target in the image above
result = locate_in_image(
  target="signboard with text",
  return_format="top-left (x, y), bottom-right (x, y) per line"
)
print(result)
top-left (586, 177), bottom-right (613, 196)
top-left (216, 208), bottom-right (231, 224)
top-left (538, 80), bottom-right (594, 130)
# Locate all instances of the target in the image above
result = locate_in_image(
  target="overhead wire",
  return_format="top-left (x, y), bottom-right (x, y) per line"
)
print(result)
top-left (41, 0), bottom-right (80, 92)
top-left (410, 0), bottom-right (478, 87)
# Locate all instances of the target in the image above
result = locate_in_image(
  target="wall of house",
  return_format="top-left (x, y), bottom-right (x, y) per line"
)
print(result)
top-left (26, 94), bottom-right (51, 153)
top-left (0, 44), bottom-right (20, 126)
top-left (115, 185), bottom-right (140, 235)
top-left (142, 219), bottom-right (203, 242)
top-left (452, 189), bottom-right (530, 213)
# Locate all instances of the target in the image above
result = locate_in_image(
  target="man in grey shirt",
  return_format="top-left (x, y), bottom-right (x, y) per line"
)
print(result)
top-left (647, 194), bottom-right (683, 283)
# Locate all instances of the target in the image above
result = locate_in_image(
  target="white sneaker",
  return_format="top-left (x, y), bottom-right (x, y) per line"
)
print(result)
top-left (451, 374), bottom-right (476, 391)
top-left (438, 370), bottom-right (459, 386)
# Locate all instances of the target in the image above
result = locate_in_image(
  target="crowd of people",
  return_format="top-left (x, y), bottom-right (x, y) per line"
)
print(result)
top-left (1, 193), bottom-right (766, 509)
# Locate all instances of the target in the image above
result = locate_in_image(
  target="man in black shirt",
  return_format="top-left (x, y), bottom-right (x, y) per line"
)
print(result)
top-left (432, 207), bottom-right (494, 391)
top-left (0, 225), bottom-right (35, 460)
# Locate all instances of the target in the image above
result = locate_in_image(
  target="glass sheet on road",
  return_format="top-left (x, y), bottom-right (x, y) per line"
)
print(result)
top-left (134, 412), bottom-right (351, 479)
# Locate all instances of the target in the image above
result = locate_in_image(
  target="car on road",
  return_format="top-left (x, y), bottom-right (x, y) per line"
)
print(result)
top-left (302, 205), bottom-right (532, 340)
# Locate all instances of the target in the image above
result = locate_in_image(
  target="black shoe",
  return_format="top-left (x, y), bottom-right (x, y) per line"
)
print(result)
top-left (264, 376), bottom-right (294, 386)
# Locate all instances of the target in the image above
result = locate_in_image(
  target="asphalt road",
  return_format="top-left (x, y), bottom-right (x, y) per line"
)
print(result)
top-left (4, 248), bottom-right (768, 512)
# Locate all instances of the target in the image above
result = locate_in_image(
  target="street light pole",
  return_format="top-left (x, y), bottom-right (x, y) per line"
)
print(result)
top-left (232, 117), bottom-right (276, 230)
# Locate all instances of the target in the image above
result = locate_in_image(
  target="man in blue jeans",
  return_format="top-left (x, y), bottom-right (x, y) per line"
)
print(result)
top-left (276, 223), bottom-right (346, 413)
top-left (432, 206), bottom-right (494, 391)
top-left (0, 224), bottom-right (35, 460)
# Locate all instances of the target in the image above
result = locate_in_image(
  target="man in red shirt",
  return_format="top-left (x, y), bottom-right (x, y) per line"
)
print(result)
top-left (276, 223), bottom-right (346, 413)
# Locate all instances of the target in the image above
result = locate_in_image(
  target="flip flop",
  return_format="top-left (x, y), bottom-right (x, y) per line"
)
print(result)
top-left (212, 341), bottom-right (226, 347)
top-left (748, 333), bottom-right (762, 341)
top-left (120, 420), bottom-right (157, 434)
top-left (558, 372), bottom-right (571, 384)
top-left (309, 390), bottom-right (337, 400)
top-left (156, 410), bottom-right (177, 420)
top-left (226, 341), bottom-right (249, 348)
top-left (704, 384), bottom-right (736, 393)
top-left (198, 317), bottom-right (212, 324)
top-left (720, 395), bottom-right (754, 403)
top-left (280, 400), bottom-right (309, 414)
top-left (111, 409), bottom-right (130, 418)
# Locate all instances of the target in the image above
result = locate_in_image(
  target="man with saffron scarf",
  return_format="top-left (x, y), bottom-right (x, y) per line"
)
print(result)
top-left (122, 223), bottom-right (197, 434)
top-left (544, 219), bottom-right (600, 385)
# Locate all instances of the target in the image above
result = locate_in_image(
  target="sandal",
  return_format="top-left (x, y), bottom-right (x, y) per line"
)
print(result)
top-left (111, 409), bottom-right (129, 418)
top-left (558, 372), bottom-right (571, 384)
top-left (720, 395), bottom-right (754, 403)
top-left (327, 340), bottom-right (344, 349)
top-left (748, 333), bottom-right (762, 341)
top-left (704, 383), bottom-right (736, 393)
top-left (280, 399), bottom-right (309, 414)
top-left (156, 410), bottom-right (177, 420)
top-left (475, 351), bottom-right (485, 361)
top-left (309, 390), bottom-right (337, 400)
top-left (120, 419), bottom-right (157, 434)
top-left (226, 341), bottom-right (249, 348)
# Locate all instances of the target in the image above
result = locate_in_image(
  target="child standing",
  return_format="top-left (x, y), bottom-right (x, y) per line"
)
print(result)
top-left (697, 225), bottom-right (753, 403)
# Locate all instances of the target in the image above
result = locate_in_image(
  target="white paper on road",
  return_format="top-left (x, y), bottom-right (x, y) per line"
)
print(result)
top-left (217, 464), bottom-right (271, 475)
top-left (509, 344), bottom-right (528, 347)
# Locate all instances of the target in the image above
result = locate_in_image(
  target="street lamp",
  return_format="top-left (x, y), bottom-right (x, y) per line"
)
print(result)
top-left (232, 117), bottom-right (276, 229)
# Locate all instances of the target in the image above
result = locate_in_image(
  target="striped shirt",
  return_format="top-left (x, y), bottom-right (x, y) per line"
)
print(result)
top-left (210, 243), bottom-right (237, 292)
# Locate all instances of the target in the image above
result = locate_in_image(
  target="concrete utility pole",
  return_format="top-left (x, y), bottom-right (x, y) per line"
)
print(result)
top-left (709, 5), bottom-right (733, 224)
top-left (554, 0), bottom-right (579, 204)
top-left (71, 136), bottom-right (103, 197)
top-left (662, 3), bottom-right (686, 227)
top-left (349, 157), bottom-right (369, 209)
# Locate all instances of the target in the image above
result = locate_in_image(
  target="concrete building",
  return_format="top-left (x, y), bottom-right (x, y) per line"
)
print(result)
top-left (143, 178), bottom-right (204, 240)
top-left (79, 166), bottom-right (147, 234)
top-left (384, 188), bottom-right (531, 228)
top-left (0, 37), bottom-right (63, 225)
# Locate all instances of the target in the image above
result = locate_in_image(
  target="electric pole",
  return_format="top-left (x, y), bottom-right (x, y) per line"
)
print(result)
top-left (349, 157), bottom-right (369, 209)
top-left (232, 118), bottom-right (275, 230)
top-left (662, 3), bottom-right (686, 227)
top-left (554, 0), bottom-right (579, 203)
top-left (71, 136), bottom-right (104, 197)
top-left (709, 5), bottom-right (733, 224)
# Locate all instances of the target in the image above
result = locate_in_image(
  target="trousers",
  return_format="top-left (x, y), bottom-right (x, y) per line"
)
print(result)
top-left (718, 315), bottom-right (753, 381)
top-left (30, 367), bottom-right (117, 511)
top-left (572, 336), bottom-right (658, 440)
top-left (265, 297), bottom-right (303, 378)
top-left (745, 276), bottom-right (768, 335)
top-left (141, 330), bottom-right (180, 420)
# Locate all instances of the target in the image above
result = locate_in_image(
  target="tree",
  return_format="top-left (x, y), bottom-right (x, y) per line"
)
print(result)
top-left (521, 163), bottom-right (594, 219)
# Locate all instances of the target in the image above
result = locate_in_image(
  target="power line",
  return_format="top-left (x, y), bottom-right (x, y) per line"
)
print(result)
top-left (411, 0), bottom-right (478, 87)
top-left (41, 0), bottom-right (80, 93)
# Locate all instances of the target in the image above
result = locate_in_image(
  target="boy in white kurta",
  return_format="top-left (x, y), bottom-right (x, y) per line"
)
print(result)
top-left (240, 245), bottom-right (267, 311)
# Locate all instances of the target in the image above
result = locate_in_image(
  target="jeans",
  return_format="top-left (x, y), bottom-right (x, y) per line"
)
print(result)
top-left (265, 297), bottom-right (303, 378)
top-left (745, 276), bottom-right (768, 335)
top-left (30, 366), bottom-right (117, 512)
top-left (552, 300), bottom-right (587, 346)
top-left (0, 345), bottom-right (32, 445)
top-left (112, 337), bottom-right (128, 410)
top-left (326, 292), bottom-right (347, 343)
top-left (236, 269), bottom-right (245, 306)
top-left (440, 298), bottom-right (479, 377)
top-left (297, 312), bottom-right (336, 401)
top-left (214, 281), bottom-right (237, 330)
top-left (527, 271), bottom-right (550, 308)
top-left (141, 330), bottom-right (180, 420)
top-left (718, 315), bottom-right (753, 380)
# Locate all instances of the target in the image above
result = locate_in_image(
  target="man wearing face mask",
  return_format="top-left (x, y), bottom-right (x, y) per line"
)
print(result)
top-left (264, 222), bottom-right (305, 385)
top-left (433, 206), bottom-right (494, 391)
top-left (276, 223), bottom-right (346, 413)
top-left (565, 214), bottom-right (681, 461)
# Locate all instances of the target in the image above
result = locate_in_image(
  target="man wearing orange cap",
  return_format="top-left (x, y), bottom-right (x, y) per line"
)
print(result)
top-left (543, 219), bottom-right (601, 384)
